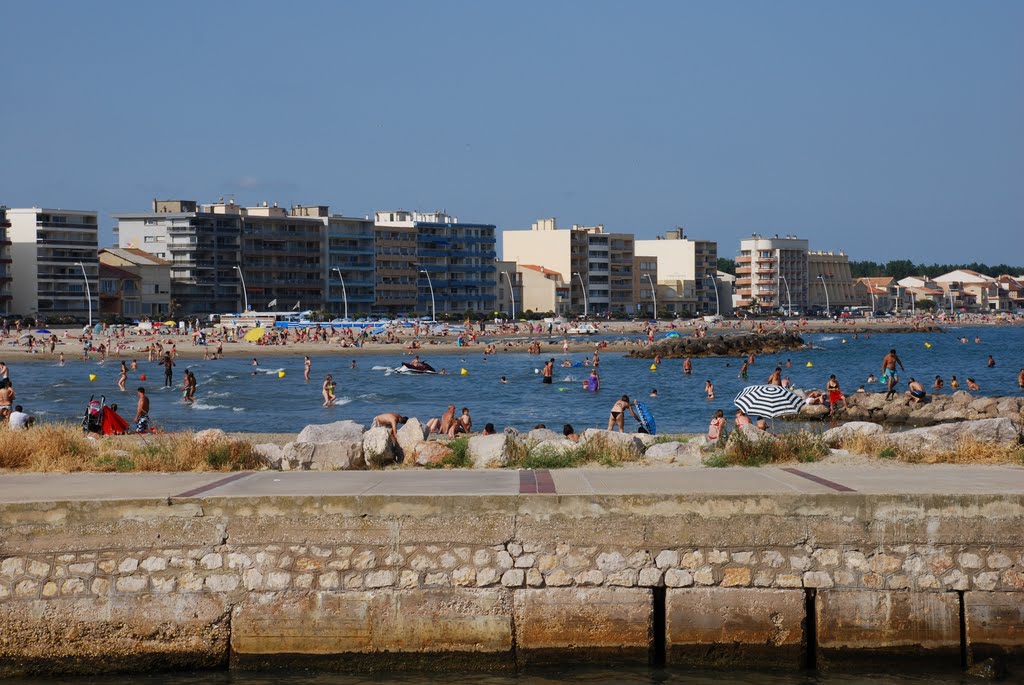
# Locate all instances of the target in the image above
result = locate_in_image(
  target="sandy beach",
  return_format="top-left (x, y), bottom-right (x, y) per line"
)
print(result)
top-left (2, 316), bottom-right (1019, 364)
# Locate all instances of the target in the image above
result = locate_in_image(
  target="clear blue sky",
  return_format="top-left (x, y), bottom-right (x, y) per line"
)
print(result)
top-left (2, 1), bottom-right (1021, 265)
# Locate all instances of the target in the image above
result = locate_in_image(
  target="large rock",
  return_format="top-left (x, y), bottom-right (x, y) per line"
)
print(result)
top-left (297, 420), bottom-right (365, 444)
top-left (643, 441), bottom-right (702, 466)
top-left (310, 441), bottom-right (365, 471)
top-left (799, 404), bottom-right (830, 420)
top-left (280, 442), bottom-right (315, 470)
top-left (194, 428), bottom-right (227, 445)
top-left (362, 426), bottom-right (398, 467)
top-left (532, 439), bottom-right (578, 456)
top-left (822, 421), bottom-right (885, 446)
top-left (580, 429), bottom-right (645, 458)
top-left (727, 424), bottom-right (775, 446)
top-left (253, 443), bottom-right (284, 469)
top-left (468, 433), bottom-right (513, 468)
top-left (888, 418), bottom-right (1021, 450)
top-left (527, 428), bottom-right (562, 443)
top-left (414, 441), bottom-right (452, 466)
top-left (397, 418), bottom-right (430, 463)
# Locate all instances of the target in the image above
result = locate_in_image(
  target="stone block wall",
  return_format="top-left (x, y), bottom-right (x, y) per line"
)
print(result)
top-left (1, 493), bottom-right (1022, 675)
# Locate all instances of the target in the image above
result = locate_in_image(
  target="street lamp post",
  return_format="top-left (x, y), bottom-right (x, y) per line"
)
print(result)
top-left (817, 275), bottom-right (830, 316)
top-left (644, 274), bottom-right (657, 320)
top-left (419, 269), bottom-right (436, 323)
top-left (948, 289), bottom-right (954, 316)
top-left (331, 267), bottom-right (349, 320)
top-left (74, 261), bottom-right (92, 328)
top-left (779, 275), bottom-right (793, 317)
top-left (572, 272), bottom-right (588, 318)
top-left (233, 266), bottom-right (249, 313)
top-left (705, 274), bottom-right (720, 317)
top-left (501, 271), bottom-right (516, 321)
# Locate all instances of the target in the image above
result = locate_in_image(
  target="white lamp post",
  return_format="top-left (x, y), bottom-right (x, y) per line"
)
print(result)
top-left (501, 271), bottom-right (516, 321)
top-left (331, 267), bottom-right (349, 320)
top-left (74, 261), bottom-right (92, 328)
top-left (705, 274), bottom-right (720, 317)
top-left (233, 265), bottom-right (249, 312)
top-left (644, 274), bottom-right (657, 319)
top-left (779, 275), bottom-right (793, 317)
top-left (572, 272), bottom-right (588, 318)
top-left (419, 269), bottom-right (436, 322)
top-left (817, 274), bottom-right (830, 316)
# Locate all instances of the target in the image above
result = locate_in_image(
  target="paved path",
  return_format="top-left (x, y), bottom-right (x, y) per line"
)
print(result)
top-left (0, 464), bottom-right (1022, 504)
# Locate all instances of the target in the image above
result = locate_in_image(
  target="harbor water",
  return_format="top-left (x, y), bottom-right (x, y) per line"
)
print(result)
top-left (7, 326), bottom-right (1023, 435)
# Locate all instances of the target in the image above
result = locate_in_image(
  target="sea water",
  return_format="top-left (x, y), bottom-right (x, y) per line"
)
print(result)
top-left (7, 326), bottom-right (1022, 435)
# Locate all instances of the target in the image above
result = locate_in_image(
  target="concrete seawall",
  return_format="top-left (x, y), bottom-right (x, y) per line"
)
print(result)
top-left (1, 492), bottom-right (1022, 676)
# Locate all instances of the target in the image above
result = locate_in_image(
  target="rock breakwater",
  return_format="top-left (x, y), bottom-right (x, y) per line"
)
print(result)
top-left (628, 332), bottom-right (805, 360)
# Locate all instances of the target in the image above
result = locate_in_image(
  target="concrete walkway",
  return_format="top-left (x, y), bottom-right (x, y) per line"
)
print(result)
top-left (0, 464), bottom-right (1022, 504)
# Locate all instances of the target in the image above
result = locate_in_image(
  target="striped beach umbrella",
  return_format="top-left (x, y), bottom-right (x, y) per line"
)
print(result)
top-left (733, 384), bottom-right (804, 419)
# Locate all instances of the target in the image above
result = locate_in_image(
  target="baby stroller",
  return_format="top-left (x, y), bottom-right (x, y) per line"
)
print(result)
top-left (82, 395), bottom-right (131, 435)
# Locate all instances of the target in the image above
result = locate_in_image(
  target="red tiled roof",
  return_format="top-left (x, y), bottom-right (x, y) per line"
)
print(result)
top-left (520, 264), bottom-right (562, 277)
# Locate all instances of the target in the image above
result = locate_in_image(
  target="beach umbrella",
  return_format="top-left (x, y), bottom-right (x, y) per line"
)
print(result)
top-left (244, 328), bottom-right (266, 342)
top-left (734, 384), bottom-right (804, 419)
top-left (164, 320), bottom-right (176, 326)
top-left (35, 329), bottom-right (51, 334)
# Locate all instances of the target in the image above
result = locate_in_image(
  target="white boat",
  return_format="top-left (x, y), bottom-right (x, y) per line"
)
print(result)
top-left (567, 323), bottom-right (598, 335)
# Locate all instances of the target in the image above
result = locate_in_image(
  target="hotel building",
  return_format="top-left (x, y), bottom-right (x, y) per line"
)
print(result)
top-left (7, 207), bottom-right (99, 321)
top-left (635, 228), bottom-right (719, 316)
top-left (735, 235), bottom-right (809, 314)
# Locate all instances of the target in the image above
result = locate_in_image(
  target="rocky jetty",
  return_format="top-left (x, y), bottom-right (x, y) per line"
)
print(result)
top-left (796, 390), bottom-right (1024, 427)
top-left (627, 332), bottom-right (805, 359)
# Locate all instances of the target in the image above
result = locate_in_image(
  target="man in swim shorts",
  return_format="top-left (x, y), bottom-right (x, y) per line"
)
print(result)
top-left (371, 412), bottom-right (408, 441)
top-left (904, 378), bottom-right (927, 404)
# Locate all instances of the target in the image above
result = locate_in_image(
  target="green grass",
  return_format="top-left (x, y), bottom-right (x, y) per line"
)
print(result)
top-left (441, 436), bottom-right (472, 469)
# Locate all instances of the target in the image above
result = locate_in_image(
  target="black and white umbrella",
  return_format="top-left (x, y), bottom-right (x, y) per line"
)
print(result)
top-left (734, 384), bottom-right (804, 419)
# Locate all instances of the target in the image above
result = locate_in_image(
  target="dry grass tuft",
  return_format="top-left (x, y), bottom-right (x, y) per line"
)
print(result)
top-left (0, 424), bottom-right (264, 473)
top-left (837, 433), bottom-right (1024, 465)
top-left (718, 429), bottom-right (830, 467)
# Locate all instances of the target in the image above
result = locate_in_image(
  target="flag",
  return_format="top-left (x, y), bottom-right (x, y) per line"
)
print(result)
top-left (293, 301), bottom-right (301, 310)
top-left (267, 299), bottom-right (278, 308)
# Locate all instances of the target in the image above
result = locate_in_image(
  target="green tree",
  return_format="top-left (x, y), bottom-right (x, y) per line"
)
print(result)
top-left (717, 258), bottom-right (736, 275)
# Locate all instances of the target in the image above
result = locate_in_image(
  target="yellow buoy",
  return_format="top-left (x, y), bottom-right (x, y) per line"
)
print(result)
top-left (460, 368), bottom-right (468, 375)
top-left (925, 342), bottom-right (932, 348)
top-left (806, 362), bottom-right (813, 368)
top-left (88, 374), bottom-right (97, 382)
top-left (650, 364), bottom-right (657, 371)
top-left (842, 339), bottom-right (847, 344)
top-left (277, 371), bottom-right (286, 378)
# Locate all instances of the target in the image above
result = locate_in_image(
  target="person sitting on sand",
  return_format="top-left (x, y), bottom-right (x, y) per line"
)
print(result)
top-left (451, 407), bottom-right (472, 437)
top-left (734, 409), bottom-right (752, 427)
top-left (8, 404), bottom-right (34, 430)
top-left (756, 416), bottom-right (769, 431)
top-left (904, 378), bottom-right (927, 404)
top-left (371, 412), bottom-right (408, 441)
top-left (804, 390), bottom-right (824, 405)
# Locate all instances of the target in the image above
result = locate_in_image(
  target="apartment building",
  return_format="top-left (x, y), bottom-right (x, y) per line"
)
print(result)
top-left (239, 203), bottom-right (326, 312)
top-left (375, 210), bottom-right (496, 316)
top-left (494, 260), bottom-right (523, 318)
top-left (115, 200), bottom-right (242, 317)
top-left (896, 276), bottom-right (944, 311)
top-left (99, 248), bottom-right (171, 318)
top-left (8, 207), bottom-right (98, 322)
top-left (735, 235), bottom-right (808, 313)
top-left (503, 218), bottom-right (635, 315)
top-left (932, 270), bottom-right (1002, 312)
top-left (0, 207), bottom-right (11, 316)
top-left (635, 228), bottom-right (718, 316)
top-left (519, 264), bottom-right (570, 315)
top-left (807, 251), bottom-right (856, 311)
top-left (323, 213), bottom-right (375, 317)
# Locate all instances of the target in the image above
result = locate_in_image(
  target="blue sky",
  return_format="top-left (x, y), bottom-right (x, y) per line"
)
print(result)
top-left (2, 1), bottom-right (1021, 264)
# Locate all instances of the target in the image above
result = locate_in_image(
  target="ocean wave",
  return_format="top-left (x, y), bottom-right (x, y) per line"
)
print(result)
top-left (190, 403), bottom-right (227, 410)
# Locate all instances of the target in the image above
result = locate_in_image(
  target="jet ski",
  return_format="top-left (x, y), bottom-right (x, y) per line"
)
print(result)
top-left (397, 361), bottom-right (437, 374)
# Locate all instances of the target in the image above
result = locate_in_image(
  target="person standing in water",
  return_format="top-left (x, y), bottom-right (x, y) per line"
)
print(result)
top-left (881, 349), bottom-right (904, 400)
top-left (160, 352), bottom-right (175, 388)
top-left (322, 374), bottom-right (336, 407)
top-left (304, 356), bottom-right (312, 381)
top-left (118, 361), bottom-right (128, 392)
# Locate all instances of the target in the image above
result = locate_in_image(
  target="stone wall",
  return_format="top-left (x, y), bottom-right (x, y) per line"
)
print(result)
top-left (1, 494), bottom-right (1022, 675)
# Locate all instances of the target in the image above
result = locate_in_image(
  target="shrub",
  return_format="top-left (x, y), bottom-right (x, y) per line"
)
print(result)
top-left (719, 429), bottom-right (830, 467)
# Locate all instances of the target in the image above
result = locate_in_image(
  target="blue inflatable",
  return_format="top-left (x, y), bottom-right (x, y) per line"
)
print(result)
top-left (634, 401), bottom-right (656, 435)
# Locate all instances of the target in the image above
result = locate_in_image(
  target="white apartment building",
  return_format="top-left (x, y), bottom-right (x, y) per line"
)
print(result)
top-left (7, 207), bottom-right (98, 322)
top-left (736, 235), bottom-right (809, 313)
top-left (807, 251), bottom-right (856, 311)
top-left (635, 228), bottom-right (718, 316)
top-left (503, 218), bottom-right (634, 315)
top-left (932, 269), bottom-right (1003, 312)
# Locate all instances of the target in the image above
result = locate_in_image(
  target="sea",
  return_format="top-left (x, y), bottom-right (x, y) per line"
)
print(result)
top-left (8, 326), bottom-right (1023, 435)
